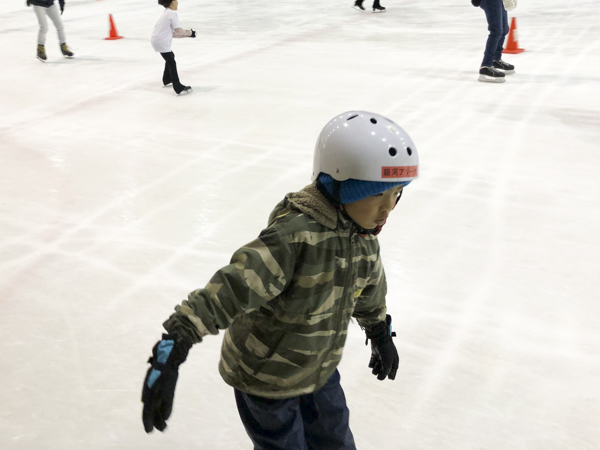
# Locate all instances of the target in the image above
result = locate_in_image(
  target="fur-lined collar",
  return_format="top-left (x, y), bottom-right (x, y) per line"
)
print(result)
top-left (286, 182), bottom-right (341, 229)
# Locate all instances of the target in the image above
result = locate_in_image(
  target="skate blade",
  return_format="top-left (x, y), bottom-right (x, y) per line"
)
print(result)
top-left (498, 69), bottom-right (515, 75)
top-left (37, 56), bottom-right (46, 63)
top-left (478, 74), bottom-right (506, 83)
top-left (352, 5), bottom-right (366, 12)
top-left (177, 88), bottom-right (193, 95)
top-left (372, 9), bottom-right (386, 13)
top-left (63, 55), bottom-right (74, 59)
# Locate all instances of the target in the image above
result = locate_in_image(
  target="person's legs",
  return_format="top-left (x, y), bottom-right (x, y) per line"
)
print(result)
top-left (160, 52), bottom-right (185, 93)
top-left (45, 3), bottom-right (66, 44)
top-left (162, 61), bottom-right (172, 86)
top-left (33, 5), bottom-right (48, 46)
top-left (234, 389), bottom-right (307, 450)
top-left (480, 0), bottom-right (504, 67)
top-left (372, 0), bottom-right (385, 12)
top-left (493, 7), bottom-right (509, 61)
top-left (301, 370), bottom-right (356, 450)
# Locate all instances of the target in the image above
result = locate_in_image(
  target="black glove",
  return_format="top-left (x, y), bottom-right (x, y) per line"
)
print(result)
top-left (364, 314), bottom-right (399, 381)
top-left (59, 1), bottom-right (64, 14)
top-left (26, 0), bottom-right (31, 6)
top-left (190, 29), bottom-right (196, 38)
top-left (141, 334), bottom-right (190, 433)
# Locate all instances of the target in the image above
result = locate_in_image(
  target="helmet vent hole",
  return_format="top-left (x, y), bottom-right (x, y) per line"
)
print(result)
top-left (370, 118), bottom-right (377, 124)
top-left (407, 147), bottom-right (413, 156)
top-left (347, 114), bottom-right (358, 121)
top-left (389, 147), bottom-right (397, 157)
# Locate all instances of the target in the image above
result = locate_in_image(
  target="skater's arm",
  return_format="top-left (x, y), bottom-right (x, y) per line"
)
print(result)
top-left (163, 227), bottom-right (295, 345)
top-left (170, 11), bottom-right (192, 38)
top-left (352, 253), bottom-right (388, 328)
top-left (173, 27), bottom-right (193, 38)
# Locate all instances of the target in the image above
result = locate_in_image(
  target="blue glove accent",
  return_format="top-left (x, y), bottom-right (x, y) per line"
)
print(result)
top-left (157, 339), bottom-right (174, 363)
top-left (147, 369), bottom-right (161, 388)
top-left (146, 340), bottom-right (174, 388)
top-left (386, 315), bottom-right (396, 338)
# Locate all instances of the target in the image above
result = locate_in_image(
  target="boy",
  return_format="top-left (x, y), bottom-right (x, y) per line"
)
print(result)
top-left (141, 111), bottom-right (420, 449)
top-left (151, 0), bottom-right (195, 95)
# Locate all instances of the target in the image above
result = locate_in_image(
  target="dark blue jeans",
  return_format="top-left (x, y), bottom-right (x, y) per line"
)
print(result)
top-left (480, 0), bottom-right (509, 67)
top-left (234, 370), bottom-right (356, 450)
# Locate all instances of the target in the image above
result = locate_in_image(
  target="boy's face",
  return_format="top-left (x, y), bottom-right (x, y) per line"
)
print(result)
top-left (343, 185), bottom-right (403, 230)
top-left (170, 0), bottom-right (178, 10)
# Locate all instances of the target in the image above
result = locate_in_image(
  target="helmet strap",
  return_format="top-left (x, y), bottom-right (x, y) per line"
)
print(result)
top-left (395, 188), bottom-right (403, 206)
top-left (340, 208), bottom-right (380, 236)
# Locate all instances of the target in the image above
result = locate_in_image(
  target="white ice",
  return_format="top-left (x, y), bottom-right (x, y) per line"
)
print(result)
top-left (1, 0), bottom-right (599, 448)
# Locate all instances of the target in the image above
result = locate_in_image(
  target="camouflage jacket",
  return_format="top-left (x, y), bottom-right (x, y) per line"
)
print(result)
top-left (163, 182), bottom-right (388, 398)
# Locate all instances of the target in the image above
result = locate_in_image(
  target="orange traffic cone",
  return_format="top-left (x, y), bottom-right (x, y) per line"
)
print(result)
top-left (503, 17), bottom-right (524, 54)
top-left (105, 14), bottom-right (124, 40)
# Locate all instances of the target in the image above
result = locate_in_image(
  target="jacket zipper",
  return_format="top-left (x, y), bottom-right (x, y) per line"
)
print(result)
top-left (316, 227), bottom-right (356, 385)
top-left (333, 229), bottom-right (355, 364)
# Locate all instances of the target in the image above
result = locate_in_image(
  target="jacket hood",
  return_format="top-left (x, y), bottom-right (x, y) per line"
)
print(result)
top-left (285, 182), bottom-right (339, 229)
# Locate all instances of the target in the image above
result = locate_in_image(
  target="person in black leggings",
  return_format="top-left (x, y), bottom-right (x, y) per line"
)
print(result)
top-left (151, 0), bottom-right (195, 94)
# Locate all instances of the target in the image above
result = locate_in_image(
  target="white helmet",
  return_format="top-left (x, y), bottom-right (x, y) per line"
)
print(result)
top-left (312, 111), bottom-right (419, 183)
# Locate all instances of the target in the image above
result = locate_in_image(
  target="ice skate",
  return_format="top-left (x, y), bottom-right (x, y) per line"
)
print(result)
top-left (37, 44), bottom-right (46, 62)
top-left (493, 59), bottom-right (515, 75)
top-left (372, 0), bottom-right (386, 12)
top-left (177, 86), bottom-right (193, 95)
top-left (478, 66), bottom-right (506, 83)
top-left (60, 43), bottom-right (74, 58)
top-left (353, 0), bottom-right (366, 12)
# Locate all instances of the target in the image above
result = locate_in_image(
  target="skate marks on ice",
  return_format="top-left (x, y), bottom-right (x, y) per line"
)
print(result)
top-left (32, 55), bottom-right (103, 65)
top-left (548, 107), bottom-right (600, 131)
top-left (188, 85), bottom-right (220, 93)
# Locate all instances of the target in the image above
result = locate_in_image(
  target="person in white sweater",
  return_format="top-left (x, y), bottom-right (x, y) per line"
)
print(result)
top-left (151, 0), bottom-right (195, 95)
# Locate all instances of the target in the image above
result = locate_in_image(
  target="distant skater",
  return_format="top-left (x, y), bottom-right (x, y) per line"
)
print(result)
top-left (475, 0), bottom-right (517, 83)
top-left (353, 0), bottom-right (386, 13)
top-left (151, 0), bottom-right (195, 95)
top-left (27, 0), bottom-right (73, 62)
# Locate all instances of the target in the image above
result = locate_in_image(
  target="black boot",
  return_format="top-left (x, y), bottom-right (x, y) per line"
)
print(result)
top-left (493, 59), bottom-right (515, 74)
top-left (372, 0), bottom-right (386, 12)
top-left (176, 86), bottom-right (193, 95)
top-left (478, 66), bottom-right (506, 83)
top-left (353, 0), bottom-right (365, 11)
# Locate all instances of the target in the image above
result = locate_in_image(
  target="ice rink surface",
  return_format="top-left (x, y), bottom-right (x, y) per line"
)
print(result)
top-left (1, 0), bottom-right (599, 448)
